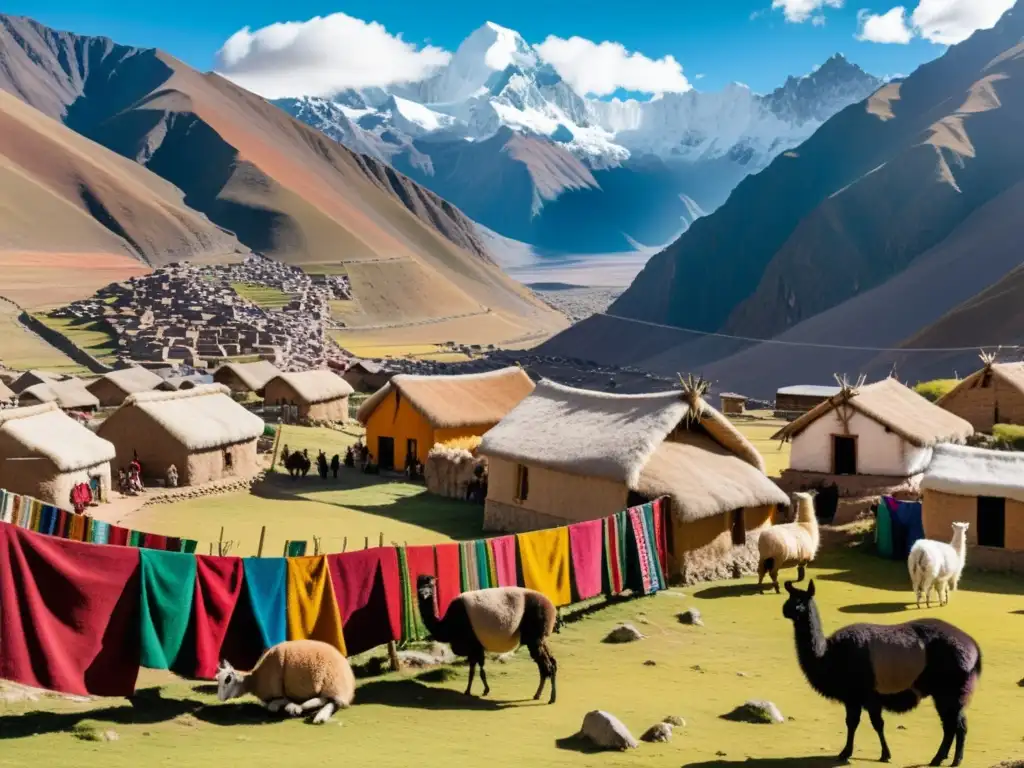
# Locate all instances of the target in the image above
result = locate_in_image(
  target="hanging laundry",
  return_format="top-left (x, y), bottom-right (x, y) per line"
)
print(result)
top-left (139, 549), bottom-right (197, 670)
top-left (327, 548), bottom-right (401, 656)
top-left (626, 504), bottom-right (665, 595)
top-left (884, 497), bottom-right (924, 559)
top-left (488, 535), bottom-right (518, 587)
top-left (185, 555), bottom-right (260, 679)
top-left (90, 519), bottom-right (111, 546)
top-left (517, 527), bottom-right (572, 607)
top-left (397, 547), bottom-right (433, 644)
top-left (650, 498), bottom-right (670, 575)
top-left (476, 539), bottom-right (495, 590)
top-left (129, 530), bottom-right (144, 548)
top-left (108, 525), bottom-right (130, 547)
top-left (286, 556), bottom-right (346, 654)
top-left (284, 540), bottom-right (308, 557)
top-left (433, 543), bottom-right (462, 615)
top-left (459, 541), bottom-right (486, 592)
top-left (180, 539), bottom-right (198, 554)
top-left (0, 521), bottom-right (142, 697)
top-left (603, 511), bottom-right (628, 595)
top-left (568, 519), bottom-right (603, 601)
top-left (144, 533), bottom-right (170, 551)
top-left (243, 558), bottom-right (287, 649)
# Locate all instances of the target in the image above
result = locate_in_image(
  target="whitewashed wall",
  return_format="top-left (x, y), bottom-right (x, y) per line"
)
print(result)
top-left (789, 409), bottom-right (931, 477)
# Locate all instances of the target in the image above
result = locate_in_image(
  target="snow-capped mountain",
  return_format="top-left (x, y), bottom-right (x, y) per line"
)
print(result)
top-left (276, 22), bottom-right (882, 255)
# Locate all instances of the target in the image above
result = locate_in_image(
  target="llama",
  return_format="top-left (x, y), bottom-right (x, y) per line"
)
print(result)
top-left (757, 492), bottom-right (820, 594)
top-left (416, 575), bottom-right (559, 703)
top-left (908, 523), bottom-right (969, 608)
top-left (215, 640), bottom-right (356, 725)
top-left (782, 580), bottom-right (981, 767)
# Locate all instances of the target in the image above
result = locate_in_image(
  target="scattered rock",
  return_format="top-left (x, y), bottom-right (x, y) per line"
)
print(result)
top-left (643, 660), bottom-right (657, 667)
top-left (1018, 677), bottom-right (1024, 688)
top-left (691, 664), bottom-right (705, 673)
top-left (603, 623), bottom-right (645, 643)
top-left (577, 710), bottom-right (639, 750)
top-left (102, 730), bottom-right (120, 742)
top-left (897, 725), bottom-right (907, 731)
top-left (641, 722), bottom-right (673, 743)
top-left (721, 700), bottom-right (785, 724)
top-left (716, 751), bottom-right (727, 757)
top-left (737, 671), bottom-right (750, 677)
top-left (70, 724), bottom-right (102, 742)
top-left (990, 761), bottom-right (1024, 768)
top-left (677, 608), bottom-right (704, 626)
top-left (663, 715), bottom-right (686, 727)
top-left (428, 643), bottom-right (456, 663)
top-left (495, 652), bottom-right (515, 664)
top-left (397, 650), bottom-right (439, 669)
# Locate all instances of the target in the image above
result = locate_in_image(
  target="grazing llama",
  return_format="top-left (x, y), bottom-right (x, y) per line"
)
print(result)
top-left (417, 575), bottom-right (559, 703)
top-left (908, 522), bottom-right (969, 608)
top-left (782, 580), bottom-right (981, 767)
top-left (758, 492), bottom-right (820, 593)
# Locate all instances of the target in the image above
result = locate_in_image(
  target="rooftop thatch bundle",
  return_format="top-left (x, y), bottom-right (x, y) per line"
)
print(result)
top-left (266, 370), bottom-right (353, 404)
top-left (921, 444), bottom-right (1024, 502)
top-left (357, 367), bottom-right (535, 428)
top-left (90, 366), bottom-right (164, 396)
top-left (122, 384), bottom-right (265, 450)
top-left (772, 377), bottom-right (974, 447)
top-left (938, 360), bottom-right (1024, 404)
top-left (479, 379), bottom-right (787, 521)
top-left (0, 402), bottom-right (115, 471)
top-left (19, 378), bottom-right (100, 410)
top-left (213, 360), bottom-right (281, 392)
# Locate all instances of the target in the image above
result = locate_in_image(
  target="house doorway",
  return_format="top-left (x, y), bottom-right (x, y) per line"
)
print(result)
top-left (406, 439), bottom-right (418, 467)
top-left (832, 435), bottom-right (857, 475)
top-left (378, 437), bottom-right (395, 471)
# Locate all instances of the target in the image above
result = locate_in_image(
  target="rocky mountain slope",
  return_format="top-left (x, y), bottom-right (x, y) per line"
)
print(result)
top-left (276, 22), bottom-right (881, 255)
top-left (0, 14), bottom-right (565, 337)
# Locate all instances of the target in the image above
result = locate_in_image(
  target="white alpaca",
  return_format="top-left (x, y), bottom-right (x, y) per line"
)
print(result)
top-left (908, 522), bottom-right (969, 608)
top-left (757, 492), bottom-right (820, 594)
top-left (215, 640), bottom-right (355, 725)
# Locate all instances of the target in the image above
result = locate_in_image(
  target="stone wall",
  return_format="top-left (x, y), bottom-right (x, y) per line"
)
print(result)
top-left (18, 311), bottom-right (111, 374)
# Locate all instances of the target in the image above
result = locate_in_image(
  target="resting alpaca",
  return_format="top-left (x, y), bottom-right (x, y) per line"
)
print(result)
top-left (417, 575), bottom-right (559, 703)
top-left (215, 640), bottom-right (355, 725)
top-left (782, 580), bottom-right (981, 767)
top-left (757, 492), bottom-right (819, 593)
top-left (908, 522), bottom-right (969, 608)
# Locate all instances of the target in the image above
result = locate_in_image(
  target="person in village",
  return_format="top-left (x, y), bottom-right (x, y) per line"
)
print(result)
top-left (301, 448), bottom-right (311, 478)
top-left (166, 464), bottom-right (179, 488)
top-left (317, 450), bottom-right (329, 480)
top-left (130, 450), bottom-right (142, 479)
top-left (330, 453), bottom-right (340, 479)
top-left (344, 445), bottom-right (355, 468)
top-left (117, 467), bottom-right (128, 494)
top-left (281, 444), bottom-right (291, 464)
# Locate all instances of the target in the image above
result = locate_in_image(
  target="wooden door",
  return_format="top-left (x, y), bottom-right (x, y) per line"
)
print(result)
top-left (378, 437), bottom-right (395, 471)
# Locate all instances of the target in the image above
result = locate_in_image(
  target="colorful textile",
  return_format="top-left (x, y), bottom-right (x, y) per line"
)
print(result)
top-left (489, 535), bottom-right (518, 587)
top-left (603, 511), bottom-right (628, 595)
top-left (109, 525), bottom-right (130, 547)
top-left (0, 521), bottom-right (142, 696)
top-left (285, 540), bottom-right (308, 557)
top-left (286, 556), bottom-right (346, 654)
top-left (884, 497), bottom-right (924, 559)
top-left (517, 527), bottom-right (572, 606)
top-left (433, 543), bottom-right (462, 616)
top-left (139, 549), bottom-right (197, 670)
top-left (188, 555), bottom-right (249, 679)
top-left (180, 539), bottom-right (198, 554)
top-left (568, 519), bottom-right (603, 601)
top-left (626, 504), bottom-right (665, 595)
top-left (0, 490), bottom-right (11, 523)
top-left (328, 548), bottom-right (401, 656)
top-left (459, 541), bottom-right (494, 592)
top-left (398, 546), bottom-right (437, 642)
top-left (90, 520), bottom-right (111, 546)
top-left (68, 514), bottom-right (86, 542)
top-left (129, 530), bottom-right (144, 548)
top-left (144, 533), bottom-right (169, 551)
top-left (651, 499), bottom-right (669, 576)
top-left (243, 558), bottom-right (287, 649)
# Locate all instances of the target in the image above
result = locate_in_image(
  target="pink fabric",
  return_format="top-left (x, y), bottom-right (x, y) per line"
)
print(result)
top-left (489, 535), bottom-right (518, 587)
top-left (433, 544), bottom-right (461, 616)
top-left (568, 519), bottom-right (604, 600)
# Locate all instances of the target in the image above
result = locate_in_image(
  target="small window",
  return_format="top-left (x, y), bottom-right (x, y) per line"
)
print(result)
top-left (977, 496), bottom-right (1005, 547)
top-left (730, 509), bottom-right (746, 546)
top-left (224, 449), bottom-right (233, 469)
top-left (515, 464), bottom-right (529, 502)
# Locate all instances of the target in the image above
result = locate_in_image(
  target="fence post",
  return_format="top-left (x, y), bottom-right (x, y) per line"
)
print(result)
top-left (387, 640), bottom-right (400, 672)
top-left (257, 526), bottom-right (266, 557)
top-left (218, 526), bottom-right (225, 557)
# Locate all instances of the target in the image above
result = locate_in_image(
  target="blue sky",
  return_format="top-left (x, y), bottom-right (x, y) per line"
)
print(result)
top-left (3, 0), bottom-right (982, 94)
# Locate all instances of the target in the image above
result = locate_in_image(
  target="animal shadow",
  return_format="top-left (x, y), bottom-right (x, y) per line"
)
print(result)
top-left (191, 702), bottom-right (278, 726)
top-left (683, 758), bottom-right (850, 768)
top-left (191, 684), bottom-right (219, 696)
top-left (554, 733), bottom-right (607, 753)
top-left (692, 583), bottom-right (765, 599)
top-left (838, 602), bottom-right (908, 615)
top-left (355, 679), bottom-right (508, 711)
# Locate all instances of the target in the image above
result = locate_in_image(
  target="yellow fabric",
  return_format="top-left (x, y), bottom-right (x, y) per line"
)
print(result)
top-left (516, 527), bottom-right (572, 606)
top-left (68, 514), bottom-right (84, 541)
top-left (286, 556), bottom-right (347, 655)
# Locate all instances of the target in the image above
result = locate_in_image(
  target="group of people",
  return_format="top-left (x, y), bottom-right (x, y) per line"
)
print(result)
top-left (117, 453), bottom-right (145, 495)
top-left (345, 440), bottom-right (380, 475)
top-left (280, 440), bottom-right (429, 481)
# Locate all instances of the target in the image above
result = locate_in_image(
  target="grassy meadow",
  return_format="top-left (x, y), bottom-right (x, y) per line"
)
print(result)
top-left (1, 548), bottom-right (1021, 768)
top-left (33, 314), bottom-right (117, 364)
top-left (0, 303), bottom-right (86, 373)
top-left (230, 283), bottom-right (294, 309)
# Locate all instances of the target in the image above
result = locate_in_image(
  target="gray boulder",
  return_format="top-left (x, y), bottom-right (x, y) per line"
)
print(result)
top-left (603, 623), bottom-right (645, 643)
top-left (578, 710), bottom-right (639, 750)
top-left (677, 608), bottom-right (704, 626)
top-left (663, 715), bottom-right (686, 727)
top-left (722, 700), bottom-right (784, 724)
top-left (641, 722), bottom-right (673, 743)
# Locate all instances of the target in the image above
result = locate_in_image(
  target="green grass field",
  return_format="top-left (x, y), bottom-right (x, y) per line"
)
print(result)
top-left (731, 413), bottom-right (791, 478)
top-left (33, 314), bottom-right (117, 363)
top-left (230, 283), bottom-right (295, 310)
top-left (1, 548), bottom-right (1021, 768)
top-left (0, 305), bottom-right (87, 373)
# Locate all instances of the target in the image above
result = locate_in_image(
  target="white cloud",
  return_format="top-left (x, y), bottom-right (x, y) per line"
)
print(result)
top-left (535, 35), bottom-right (690, 96)
top-left (771, 0), bottom-right (844, 23)
top-left (214, 13), bottom-right (451, 98)
top-left (856, 7), bottom-right (914, 43)
top-left (856, 0), bottom-right (1013, 45)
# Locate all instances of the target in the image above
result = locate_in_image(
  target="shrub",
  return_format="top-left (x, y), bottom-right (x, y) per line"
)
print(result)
top-left (262, 423), bottom-right (277, 438)
top-left (993, 424), bottom-right (1024, 451)
top-left (913, 379), bottom-right (960, 402)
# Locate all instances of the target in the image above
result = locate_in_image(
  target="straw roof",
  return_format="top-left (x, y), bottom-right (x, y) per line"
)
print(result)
top-left (0, 380), bottom-right (14, 402)
top-left (116, 384), bottom-right (265, 451)
top-left (213, 360), bottom-right (281, 391)
top-left (267, 370), bottom-right (354, 404)
top-left (0, 402), bottom-right (115, 472)
top-left (479, 379), bottom-right (784, 521)
top-left (19, 378), bottom-right (99, 410)
top-left (10, 369), bottom-right (62, 393)
top-left (357, 367), bottom-right (535, 429)
top-left (937, 362), bottom-right (1024, 404)
top-left (922, 444), bottom-right (1024, 503)
top-left (348, 359), bottom-right (383, 374)
top-left (772, 377), bottom-right (974, 447)
top-left (89, 366), bottom-right (164, 396)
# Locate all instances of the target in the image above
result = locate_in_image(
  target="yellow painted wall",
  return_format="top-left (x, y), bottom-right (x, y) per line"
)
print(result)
top-left (1006, 499), bottom-right (1024, 550)
top-left (487, 456), bottom-right (629, 523)
top-left (363, 389), bottom-right (435, 469)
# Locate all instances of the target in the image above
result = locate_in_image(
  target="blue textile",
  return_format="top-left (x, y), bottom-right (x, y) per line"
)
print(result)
top-left (40, 506), bottom-right (57, 537)
top-left (884, 497), bottom-right (924, 558)
top-left (243, 558), bottom-right (287, 650)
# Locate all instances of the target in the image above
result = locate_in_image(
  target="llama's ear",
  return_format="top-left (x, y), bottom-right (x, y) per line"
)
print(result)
top-left (784, 581), bottom-right (795, 595)
top-left (807, 579), bottom-right (816, 598)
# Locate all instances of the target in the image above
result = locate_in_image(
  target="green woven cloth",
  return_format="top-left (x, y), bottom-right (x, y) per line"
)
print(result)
top-left (179, 539), bottom-right (198, 554)
top-left (139, 549), bottom-right (197, 670)
top-left (397, 548), bottom-right (428, 644)
top-left (284, 540), bottom-right (308, 557)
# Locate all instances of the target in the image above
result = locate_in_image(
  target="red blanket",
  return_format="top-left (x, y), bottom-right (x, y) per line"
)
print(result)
top-left (433, 543), bottom-right (461, 616)
top-left (327, 548), bottom-right (401, 656)
top-left (0, 522), bottom-right (141, 696)
top-left (568, 519), bottom-right (604, 601)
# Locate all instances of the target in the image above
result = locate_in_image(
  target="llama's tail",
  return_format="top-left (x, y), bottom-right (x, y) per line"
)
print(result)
top-left (907, 546), bottom-right (926, 586)
top-left (762, 557), bottom-right (775, 573)
top-left (879, 690), bottom-right (921, 713)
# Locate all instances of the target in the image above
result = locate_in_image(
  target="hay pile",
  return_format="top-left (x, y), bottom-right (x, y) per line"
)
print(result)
top-left (425, 438), bottom-right (486, 499)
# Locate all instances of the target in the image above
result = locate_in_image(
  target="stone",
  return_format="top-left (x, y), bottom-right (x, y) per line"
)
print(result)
top-left (663, 715), bottom-right (686, 727)
top-left (722, 700), bottom-right (785, 725)
top-left (397, 651), bottom-right (439, 669)
top-left (641, 722), bottom-right (673, 743)
top-left (603, 623), bottom-right (645, 643)
top-left (577, 710), bottom-right (639, 751)
top-left (102, 730), bottom-right (120, 742)
top-left (677, 608), bottom-right (704, 626)
top-left (643, 660), bottom-right (657, 667)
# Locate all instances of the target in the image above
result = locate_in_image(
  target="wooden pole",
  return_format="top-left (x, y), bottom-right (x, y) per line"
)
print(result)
top-left (342, 536), bottom-right (348, 552)
top-left (364, 536), bottom-right (369, 550)
top-left (387, 640), bottom-right (400, 672)
top-left (379, 532), bottom-right (384, 548)
top-left (257, 526), bottom-right (267, 557)
top-left (218, 526), bottom-right (225, 557)
top-left (209, 542), bottom-right (214, 556)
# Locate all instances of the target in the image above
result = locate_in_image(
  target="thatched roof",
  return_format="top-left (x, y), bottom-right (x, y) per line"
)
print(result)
top-left (777, 385), bottom-right (842, 398)
top-left (922, 444), bottom-right (1024, 502)
top-left (937, 362), bottom-right (1024, 405)
top-left (356, 367), bottom-right (535, 429)
top-left (267, 370), bottom-right (353, 403)
top-left (114, 384), bottom-right (265, 450)
top-left (213, 360), bottom-right (281, 391)
top-left (0, 380), bottom-right (14, 402)
top-left (19, 379), bottom-right (100, 410)
top-left (0, 402), bottom-right (115, 471)
top-left (479, 379), bottom-right (786, 521)
top-left (88, 366), bottom-right (164, 396)
top-left (772, 377), bottom-right (974, 447)
top-left (348, 359), bottom-right (383, 374)
top-left (10, 369), bottom-right (63, 393)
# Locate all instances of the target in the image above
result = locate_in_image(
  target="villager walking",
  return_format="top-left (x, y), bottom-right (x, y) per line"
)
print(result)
top-left (330, 453), bottom-right (340, 478)
top-left (317, 450), bottom-right (329, 480)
